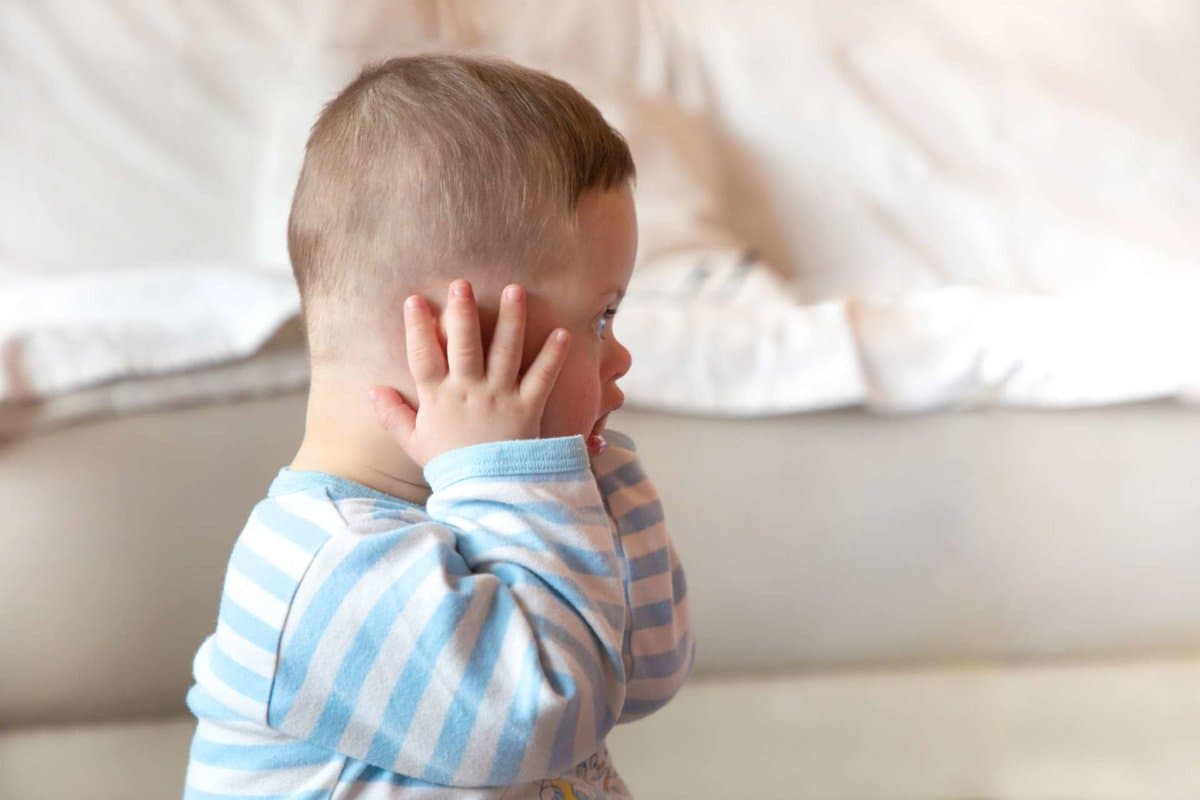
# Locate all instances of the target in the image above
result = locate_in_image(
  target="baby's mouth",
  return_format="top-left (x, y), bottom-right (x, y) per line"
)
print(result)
top-left (586, 415), bottom-right (609, 455)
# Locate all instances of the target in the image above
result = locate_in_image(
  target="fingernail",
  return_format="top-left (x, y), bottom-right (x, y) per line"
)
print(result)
top-left (452, 280), bottom-right (471, 298)
top-left (503, 284), bottom-right (521, 302)
top-left (405, 295), bottom-right (420, 312)
top-left (554, 329), bottom-right (569, 344)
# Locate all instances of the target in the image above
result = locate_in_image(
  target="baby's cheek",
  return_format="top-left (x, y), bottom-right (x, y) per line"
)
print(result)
top-left (539, 387), bottom-right (592, 439)
top-left (539, 367), bottom-right (600, 440)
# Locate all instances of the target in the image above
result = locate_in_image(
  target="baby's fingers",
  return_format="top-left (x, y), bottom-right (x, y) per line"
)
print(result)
top-left (444, 279), bottom-right (485, 379)
top-left (369, 386), bottom-right (416, 449)
top-left (404, 295), bottom-right (446, 385)
top-left (519, 328), bottom-right (570, 407)
top-left (487, 284), bottom-right (526, 387)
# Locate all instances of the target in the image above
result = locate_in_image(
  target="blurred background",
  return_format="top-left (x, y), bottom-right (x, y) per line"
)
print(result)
top-left (3, 1), bottom-right (1200, 797)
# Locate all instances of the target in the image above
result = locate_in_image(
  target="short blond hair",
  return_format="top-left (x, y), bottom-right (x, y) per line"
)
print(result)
top-left (287, 54), bottom-right (636, 362)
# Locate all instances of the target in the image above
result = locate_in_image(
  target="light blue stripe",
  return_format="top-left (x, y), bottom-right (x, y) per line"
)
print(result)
top-left (628, 546), bottom-right (671, 581)
top-left (487, 642), bottom-right (543, 785)
top-left (596, 600), bottom-right (627, 631)
top-left (553, 542), bottom-right (618, 577)
top-left (364, 586), bottom-right (476, 767)
top-left (424, 435), bottom-right (590, 490)
top-left (367, 502), bottom-right (425, 522)
top-left (269, 531), bottom-right (413, 725)
top-left (633, 634), bottom-right (694, 679)
top-left (621, 695), bottom-right (670, 717)
top-left (189, 736), bottom-right (332, 769)
top-left (529, 612), bottom-right (617, 747)
top-left (616, 499), bottom-right (664, 535)
top-left (253, 500), bottom-right (331, 554)
top-left (209, 643), bottom-right (271, 703)
top-left (338, 760), bottom-right (438, 787)
top-left (186, 685), bottom-right (244, 723)
top-left (229, 539), bottom-right (296, 603)
top-left (421, 588), bottom-right (517, 784)
top-left (631, 598), bottom-right (676, 629)
top-left (548, 670), bottom-right (581, 774)
top-left (456, 524), bottom-right (617, 577)
top-left (218, 597), bottom-right (279, 654)
top-left (672, 564), bottom-right (688, 604)
top-left (305, 545), bottom-right (445, 750)
top-left (488, 562), bottom-right (624, 667)
top-left (595, 460), bottom-right (646, 495)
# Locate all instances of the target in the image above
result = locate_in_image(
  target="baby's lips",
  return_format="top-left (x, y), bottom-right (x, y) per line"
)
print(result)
top-left (587, 432), bottom-right (608, 455)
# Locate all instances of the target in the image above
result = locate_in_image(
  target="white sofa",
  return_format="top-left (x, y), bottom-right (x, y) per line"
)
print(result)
top-left (5, 2), bottom-right (1200, 797)
top-left (6, 395), bottom-right (1200, 798)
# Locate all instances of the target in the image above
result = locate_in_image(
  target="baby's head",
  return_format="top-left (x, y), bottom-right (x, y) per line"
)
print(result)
top-left (288, 55), bottom-right (638, 443)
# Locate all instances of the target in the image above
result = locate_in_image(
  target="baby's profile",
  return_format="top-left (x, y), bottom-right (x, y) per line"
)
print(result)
top-left (183, 54), bottom-right (694, 799)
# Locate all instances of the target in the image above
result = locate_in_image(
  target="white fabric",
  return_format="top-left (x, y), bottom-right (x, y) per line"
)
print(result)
top-left (620, 250), bottom-right (863, 416)
top-left (852, 281), bottom-right (1200, 412)
top-left (0, 266), bottom-right (300, 402)
top-left (0, 328), bottom-right (309, 440)
top-left (3, 0), bottom-right (1199, 424)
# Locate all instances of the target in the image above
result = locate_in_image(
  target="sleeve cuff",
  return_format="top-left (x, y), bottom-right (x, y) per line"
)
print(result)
top-left (424, 435), bottom-right (591, 491)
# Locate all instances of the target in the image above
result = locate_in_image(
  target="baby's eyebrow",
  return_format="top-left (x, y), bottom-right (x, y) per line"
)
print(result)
top-left (599, 287), bottom-right (626, 301)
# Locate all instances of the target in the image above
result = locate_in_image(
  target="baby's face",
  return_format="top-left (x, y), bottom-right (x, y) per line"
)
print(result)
top-left (523, 185), bottom-right (637, 454)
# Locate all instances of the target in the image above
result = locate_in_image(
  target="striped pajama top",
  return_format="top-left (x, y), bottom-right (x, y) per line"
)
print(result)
top-left (183, 430), bottom-right (694, 799)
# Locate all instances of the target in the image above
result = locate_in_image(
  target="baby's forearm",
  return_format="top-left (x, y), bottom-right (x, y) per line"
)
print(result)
top-left (590, 430), bottom-right (695, 724)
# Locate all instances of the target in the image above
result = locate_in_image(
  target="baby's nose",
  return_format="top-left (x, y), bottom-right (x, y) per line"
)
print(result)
top-left (608, 340), bottom-right (632, 381)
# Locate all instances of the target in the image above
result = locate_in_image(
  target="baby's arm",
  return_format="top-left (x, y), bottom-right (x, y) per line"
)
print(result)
top-left (266, 281), bottom-right (626, 786)
top-left (591, 432), bottom-right (695, 723)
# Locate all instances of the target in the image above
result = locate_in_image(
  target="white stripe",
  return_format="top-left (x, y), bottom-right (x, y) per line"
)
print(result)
top-left (600, 482), bottom-right (652, 518)
top-left (616, 522), bottom-right (669, 559)
top-left (281, 534), bottom-right (435, 738)
top-left (628, 564), bottom-right (674, 605)
top-left (194, 718), bottom-right (288, 747)
top-left (336, 778), bottom-right (507, 799)
top-left (631, 616), bottom-right (690, 655)
top-left (215, 619), bottom-right (276, 679)
top-left (468, 506), bottom-right (610, 538)
top-left (186, 758), bottom-right (342, 795)
top-left (517, 675), bottom-right (569, 779)
top-left (240, 516), bottom-right (313, 580)
top-left (624, 667), bottom-right (691, 702)
top-left (192, 639), bottom-right (265, 723)
top-left (334, 498), bottom-right (430, 534)
top-left (224, 567), bottom-right (288, 630)
top-left (474, 515), bottom-right (614, 554)
top-left (335, 559), bottom-right (459, 760)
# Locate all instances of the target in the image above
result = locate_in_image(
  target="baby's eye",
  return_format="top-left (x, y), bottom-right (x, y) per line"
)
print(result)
top-left (595, 308), bottom-right (618, 337)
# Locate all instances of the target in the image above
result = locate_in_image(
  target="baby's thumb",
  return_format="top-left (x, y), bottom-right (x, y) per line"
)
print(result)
top-left (369, 386), bottom-right (416, 448)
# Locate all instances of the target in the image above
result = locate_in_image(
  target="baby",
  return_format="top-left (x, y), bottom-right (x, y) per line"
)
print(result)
top-left (183, 55), bottom-right (694, 799)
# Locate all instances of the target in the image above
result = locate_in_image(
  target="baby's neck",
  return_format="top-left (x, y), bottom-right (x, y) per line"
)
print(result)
top-left (290, 369), bottom-right (431, 507)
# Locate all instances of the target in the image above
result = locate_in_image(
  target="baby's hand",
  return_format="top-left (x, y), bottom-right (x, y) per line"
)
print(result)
top-left (369, 279), bottom-right (570, 467)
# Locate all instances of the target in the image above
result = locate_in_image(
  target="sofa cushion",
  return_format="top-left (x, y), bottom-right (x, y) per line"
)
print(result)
top-left (5, 660), bottom-right (1200, 798)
